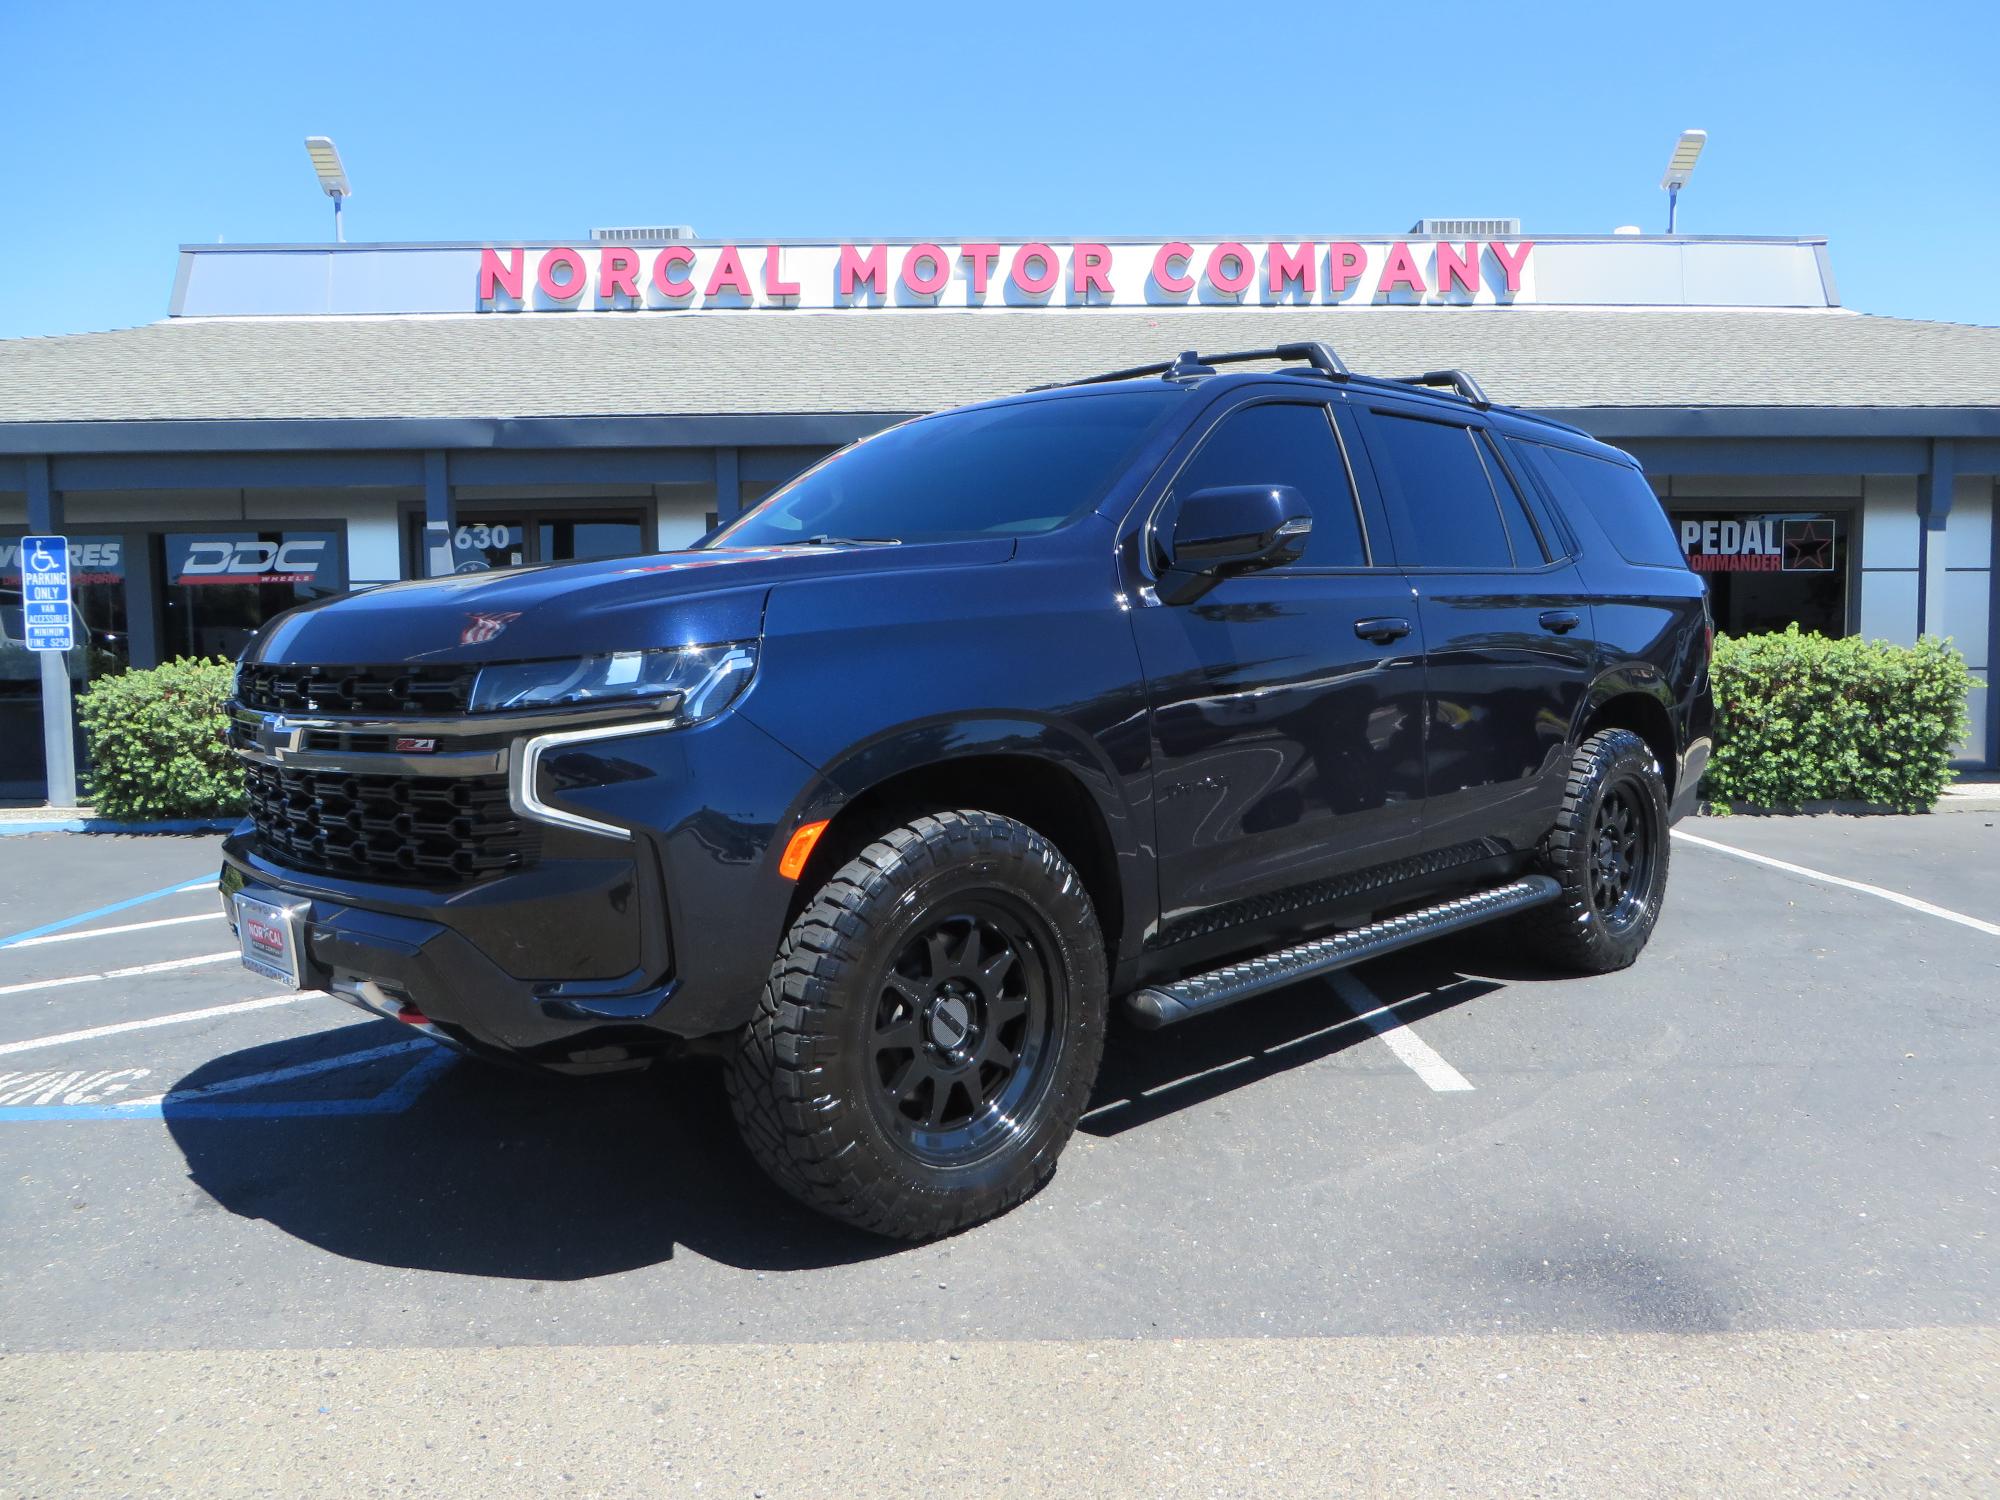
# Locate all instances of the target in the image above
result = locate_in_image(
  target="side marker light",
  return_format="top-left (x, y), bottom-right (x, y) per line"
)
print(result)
top-left (779, 819), bottom-right (830, 881)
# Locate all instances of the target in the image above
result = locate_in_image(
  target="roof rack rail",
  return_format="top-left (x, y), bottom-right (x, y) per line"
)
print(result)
top-left (1390, 368), bottom-right (1491, 409)
top-left (1031, 341), bottom-right (1352, 391)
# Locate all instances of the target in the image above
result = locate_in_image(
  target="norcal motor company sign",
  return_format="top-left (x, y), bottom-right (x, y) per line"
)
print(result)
top-left (474, 238), bottom-right (1537, 313)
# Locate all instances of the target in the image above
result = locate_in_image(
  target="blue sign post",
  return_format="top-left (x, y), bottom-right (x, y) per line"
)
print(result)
top-left (20, 535), bottom-right (75, 653)
top-left (19, 533), bottom-right (78, 805)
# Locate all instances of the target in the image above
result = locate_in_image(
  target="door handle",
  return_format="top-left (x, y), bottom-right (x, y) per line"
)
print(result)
top-left (1538, 609), bottom-right (1582, 634)
top-left (1354, 616), bottom-right (1411, 644)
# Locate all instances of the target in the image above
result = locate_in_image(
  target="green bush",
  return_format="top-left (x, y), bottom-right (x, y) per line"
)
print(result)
top-left (77, 657), bottom-right (243, 820)
top-left (1702, 627), bottom-right (1972, 811)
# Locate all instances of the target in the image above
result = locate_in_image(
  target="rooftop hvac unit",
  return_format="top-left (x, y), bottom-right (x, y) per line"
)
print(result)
top-left (1409, 218), bottom-right (1522, 238)
top-left (590, 225), bottom-right (697, 243)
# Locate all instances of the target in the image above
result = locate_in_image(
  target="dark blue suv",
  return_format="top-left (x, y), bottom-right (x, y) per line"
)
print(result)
top-left (219, 342), bottom-right (1712, 1238)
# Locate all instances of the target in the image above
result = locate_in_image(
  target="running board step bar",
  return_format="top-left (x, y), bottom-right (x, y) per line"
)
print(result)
top-left (1126, 874), bottom-right (1560, 1029)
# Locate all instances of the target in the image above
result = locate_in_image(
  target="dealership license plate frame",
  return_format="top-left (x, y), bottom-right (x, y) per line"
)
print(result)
top-left (233, 891), bottom-right (309, 988)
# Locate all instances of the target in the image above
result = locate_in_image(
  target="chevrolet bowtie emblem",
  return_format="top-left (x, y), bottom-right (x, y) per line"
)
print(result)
top-left (255, 714), bottom-right (305, 756)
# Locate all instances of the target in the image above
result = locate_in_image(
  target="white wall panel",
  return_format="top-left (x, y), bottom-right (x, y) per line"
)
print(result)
top-left (1861, 475), bottom-right (1920, 569)
top-left (1947, 475), bottom-right (1992, 564)
top-left (1857, 569), bottom-right (1919, 646)
top-left (656, 485), bottom-right (716, 551)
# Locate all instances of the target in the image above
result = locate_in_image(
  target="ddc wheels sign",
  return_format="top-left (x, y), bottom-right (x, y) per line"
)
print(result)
top-left (165, 533), bottom-right (342, 589)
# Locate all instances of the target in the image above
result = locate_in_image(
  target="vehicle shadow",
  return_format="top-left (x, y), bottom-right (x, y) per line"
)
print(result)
top-left (1082, 957), bottom-right (1504, 1137)
top-left (162, 934), bottom-right (1564, 1279)
top-left (162, 1030), bottom-right (897, 1280)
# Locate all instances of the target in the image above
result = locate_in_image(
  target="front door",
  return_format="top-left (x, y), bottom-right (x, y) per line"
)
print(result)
top-left (1131, 395), bottom-right (1428, 940)
top-left (1354, 401), bottom-right (1597, 853)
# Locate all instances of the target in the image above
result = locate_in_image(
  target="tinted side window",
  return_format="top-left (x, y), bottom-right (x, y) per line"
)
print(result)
top-left (1476, 433), bottom-right (1551, 564)
top-left (1531, 443), bottom-right (1684, 568)
top-left (1172, 402), bottom-right (1368, 567)
top-left (1364, 411), bottom-right (1513, 568)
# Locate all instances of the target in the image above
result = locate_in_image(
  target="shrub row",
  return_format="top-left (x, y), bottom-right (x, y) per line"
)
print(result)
top-left (76, 656), bottom-right (242, 820)
top-left (1701, 626), bottom-right (1972, 811)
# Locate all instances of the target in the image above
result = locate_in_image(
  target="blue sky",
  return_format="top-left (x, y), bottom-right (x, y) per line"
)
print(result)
top-left (1, 0), bottom-right (1994, 338)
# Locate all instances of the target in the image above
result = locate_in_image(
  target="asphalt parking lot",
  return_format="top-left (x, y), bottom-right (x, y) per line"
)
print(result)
top-left (0, 814), bottom-right (1994, 1496)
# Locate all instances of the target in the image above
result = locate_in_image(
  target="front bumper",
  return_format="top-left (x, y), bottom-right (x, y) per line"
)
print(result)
top-left (218, 704), bottom-right (823, 1064)
top-left (221, 828), bottom-right (680, 1066)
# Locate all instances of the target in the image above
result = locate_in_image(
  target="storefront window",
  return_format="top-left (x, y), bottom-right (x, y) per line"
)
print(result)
top-left (537, 517), bottom-right (644, 561)
top-left (433, 517), bottom-right (528, 573)
top-left (160, 529), bottom-right (346, 660)
top-left (1671, 509), bottom-right (1849, 636)
top-left (1, 533), bottom-right (129, 793)
top-left (405, 509), bottom-right (645, 574)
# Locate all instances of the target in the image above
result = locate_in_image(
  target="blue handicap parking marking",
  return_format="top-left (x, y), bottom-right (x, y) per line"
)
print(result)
top-left (0, 1036), bottom-right (455, 1122)
top-left (0, 877), bottom-right (216, 950)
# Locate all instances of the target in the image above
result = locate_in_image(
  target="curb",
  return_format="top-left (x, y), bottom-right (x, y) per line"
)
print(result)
top-left (1697, 794), bottom-right (2000, 817)
top-left (0, 818), bottom-right (241, 836)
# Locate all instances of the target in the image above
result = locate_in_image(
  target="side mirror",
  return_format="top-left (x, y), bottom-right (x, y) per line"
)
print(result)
top-left (1160, 485), bottom-right (1312, 602)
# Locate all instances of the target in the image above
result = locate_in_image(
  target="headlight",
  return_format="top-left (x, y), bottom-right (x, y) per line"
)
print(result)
top-left (468, 641), bottom-right (757, 719)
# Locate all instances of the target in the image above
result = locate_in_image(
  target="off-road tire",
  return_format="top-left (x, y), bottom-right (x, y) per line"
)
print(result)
top-left (724, 810), bottom-right (1107, 1240)
top-left (1520, 728), bottom-right (1671, 973)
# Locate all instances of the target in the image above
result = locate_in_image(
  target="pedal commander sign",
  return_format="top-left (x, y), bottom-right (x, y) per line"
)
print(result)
top-left (475, 238), bottom-right (1537, 313)
top-left (1678, 514), bottom-right (1839, 574)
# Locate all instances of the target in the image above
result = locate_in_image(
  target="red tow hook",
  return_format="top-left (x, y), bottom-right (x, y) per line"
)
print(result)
top-left (394, 1004), bottom-right (432, 1026)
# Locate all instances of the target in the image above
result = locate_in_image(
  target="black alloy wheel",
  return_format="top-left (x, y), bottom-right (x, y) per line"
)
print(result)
top-left (726, 809), bottom-right (1107, 1240)
top-left (868, 897), bottom-right (1064, 1166)
top-left (1587, 778), bottom-right (1656, 933)
top-left (1520, 727), bottom-right (1672, 973)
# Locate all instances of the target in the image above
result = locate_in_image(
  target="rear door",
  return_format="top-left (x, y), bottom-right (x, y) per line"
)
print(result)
top-left (1130, 390), bottom-right (1428, 938)
top-left (1351, 399), bottom-right (1596, 854)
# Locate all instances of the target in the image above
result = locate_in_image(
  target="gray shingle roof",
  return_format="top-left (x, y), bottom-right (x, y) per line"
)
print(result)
top-left (2, 306), bottom-right (1997, 425)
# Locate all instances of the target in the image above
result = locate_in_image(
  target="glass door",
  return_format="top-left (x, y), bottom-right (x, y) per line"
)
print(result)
top-left (406, 508), bottom-right (646, 575)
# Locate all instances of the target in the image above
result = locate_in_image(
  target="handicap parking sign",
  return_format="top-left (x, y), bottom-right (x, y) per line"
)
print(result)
top-left (19, 534), bottom-right (74, 652)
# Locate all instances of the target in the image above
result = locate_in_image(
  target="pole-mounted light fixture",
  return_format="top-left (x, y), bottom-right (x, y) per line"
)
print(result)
top-left (1660, 128), bottom-right (1706, 234)
top-left (305, 135), bottom-right (351, 243)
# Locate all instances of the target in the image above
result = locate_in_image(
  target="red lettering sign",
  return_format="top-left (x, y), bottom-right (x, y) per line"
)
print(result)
top-left (1152, 242), bottom-right (1195, 295)
top-left (838, 243), bottom-right (888, 297)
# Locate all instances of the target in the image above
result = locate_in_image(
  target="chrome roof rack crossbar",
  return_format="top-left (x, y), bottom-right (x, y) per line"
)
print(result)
top-left (1033, 340), bottom-right (1352, 391)
top-left (1390, 368), bottom-right (1491, 409)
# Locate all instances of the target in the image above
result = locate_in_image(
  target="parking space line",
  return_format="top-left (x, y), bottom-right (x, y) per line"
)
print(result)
top-left (0, 878), bottom-right (214, 950)
top-left (0, 995), bottom-right (302, 1057)
top-left (0, 951), bottom-right (239, 998)
top-left (1673, 829), bottom-right (2000, 938)
top-left (1329, 972), bottom-right (1475, 1092)
top-left (6, 911), bottom-right (225, 949)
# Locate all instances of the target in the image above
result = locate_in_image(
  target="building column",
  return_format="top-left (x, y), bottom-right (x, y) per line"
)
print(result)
top-left (123, 527), bottom-right (160, 670)
top-left (1916, 438), bottom-right (1955, 637)
top-left (715, 447), bottom-right (742, 524)
top-left (1989, 477), bottom-right (2000, 770)
top-left (421, 450), bottom-right (454, 577)
top-left (25, 456), bottom-right (77, 807)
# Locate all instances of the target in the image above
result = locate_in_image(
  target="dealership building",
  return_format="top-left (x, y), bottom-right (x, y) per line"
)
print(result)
top-left (2, 227), bottom-right (1998, 799)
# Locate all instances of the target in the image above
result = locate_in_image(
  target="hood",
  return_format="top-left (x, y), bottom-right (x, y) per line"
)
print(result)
top-left (248, 538), bottom-right (1016, 667)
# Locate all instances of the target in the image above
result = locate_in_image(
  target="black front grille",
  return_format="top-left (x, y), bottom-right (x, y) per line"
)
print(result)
top-left (243, 762), bottom-right (535, 883)
top-left (239, 662), bottom-right (478, 717)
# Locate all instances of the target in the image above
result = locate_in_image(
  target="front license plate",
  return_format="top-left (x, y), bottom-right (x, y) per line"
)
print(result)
top-left (234, 893), bottom-right (307, 988)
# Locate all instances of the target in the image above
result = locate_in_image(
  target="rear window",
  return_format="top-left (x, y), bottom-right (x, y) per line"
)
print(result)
top-left (1526, 443), bottom-right (1684, 568)
top-left (709, 390), bottom-right (1181, 547)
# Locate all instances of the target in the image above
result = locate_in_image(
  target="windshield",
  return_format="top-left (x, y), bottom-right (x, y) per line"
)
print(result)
top-left (707, 390), bottom-right (1181, 548)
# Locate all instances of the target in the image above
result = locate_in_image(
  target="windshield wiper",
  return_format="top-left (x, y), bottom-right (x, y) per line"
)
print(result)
top-left (791, 534), bottom-right (901, 547)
